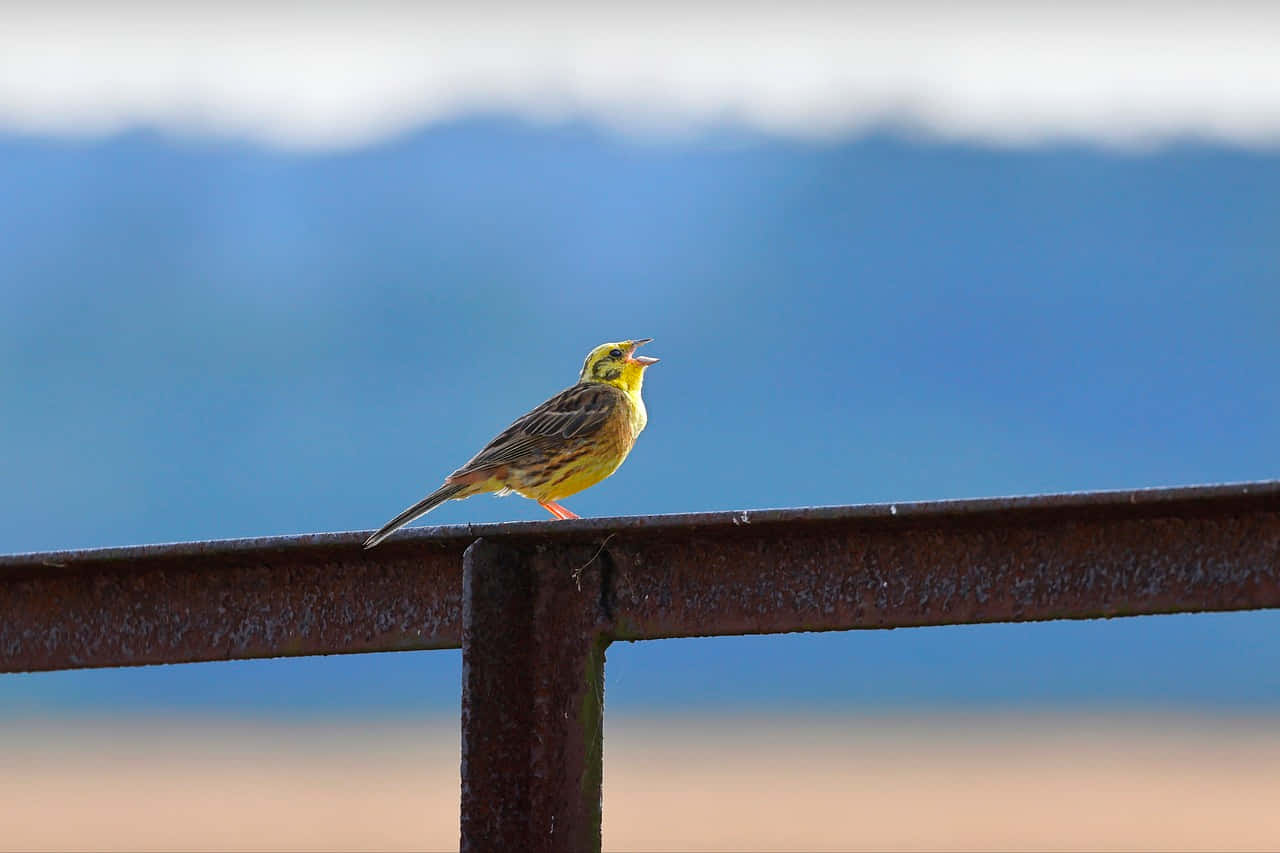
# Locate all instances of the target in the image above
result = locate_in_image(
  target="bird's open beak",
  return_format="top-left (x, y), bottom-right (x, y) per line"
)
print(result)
top-left (626, 338), bottom-right (659, 366)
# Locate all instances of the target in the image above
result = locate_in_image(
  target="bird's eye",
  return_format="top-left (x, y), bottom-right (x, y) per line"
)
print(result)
top-left (609, 348), bottom-right (623, 359)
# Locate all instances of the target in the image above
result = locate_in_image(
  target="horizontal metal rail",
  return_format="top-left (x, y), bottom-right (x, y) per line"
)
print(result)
top-left (5, 481), bottom-right (1280, 851)
top-left (3, 480), bottom-right (1279, 674)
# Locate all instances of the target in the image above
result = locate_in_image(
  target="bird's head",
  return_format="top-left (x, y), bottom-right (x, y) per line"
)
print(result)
top-left (579, 339), bottom-right (659, 393)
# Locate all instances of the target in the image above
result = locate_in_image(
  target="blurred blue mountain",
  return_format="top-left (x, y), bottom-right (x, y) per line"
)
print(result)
top-left (2, 120), bottom-right (1277, 713)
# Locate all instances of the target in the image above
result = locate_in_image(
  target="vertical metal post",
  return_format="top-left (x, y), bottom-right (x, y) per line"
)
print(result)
top-left (460, 538), bottom-right (610, 853)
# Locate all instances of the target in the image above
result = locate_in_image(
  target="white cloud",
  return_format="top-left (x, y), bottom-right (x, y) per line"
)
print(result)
top-left (0, 2), bottom-right (1277, 149)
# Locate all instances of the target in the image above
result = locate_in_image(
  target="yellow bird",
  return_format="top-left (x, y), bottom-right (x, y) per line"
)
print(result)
top-left (364, 339), bottom-right (659, 548)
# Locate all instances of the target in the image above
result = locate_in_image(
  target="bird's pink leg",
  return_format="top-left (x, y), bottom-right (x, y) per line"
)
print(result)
top-left (538, 500), bottom-right (567, 519)
top-left (539, 500), bottom-right (580, 519)
top-left (552, 502), bottom-right (580, 519)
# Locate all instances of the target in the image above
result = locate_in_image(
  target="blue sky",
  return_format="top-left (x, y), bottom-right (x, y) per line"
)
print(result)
top-left (2, 5), bottom-right (1278, 716)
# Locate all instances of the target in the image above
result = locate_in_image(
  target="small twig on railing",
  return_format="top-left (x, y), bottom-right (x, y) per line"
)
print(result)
top-left (573, 533), bottom-right (616, 591)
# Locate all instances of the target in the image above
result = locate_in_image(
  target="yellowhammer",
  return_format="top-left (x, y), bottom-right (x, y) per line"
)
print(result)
top-left (364, 339), bottom-right (659, 548)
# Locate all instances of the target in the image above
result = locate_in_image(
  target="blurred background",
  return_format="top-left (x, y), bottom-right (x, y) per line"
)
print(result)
top-left (3, 2), bottom-right (1279, 850)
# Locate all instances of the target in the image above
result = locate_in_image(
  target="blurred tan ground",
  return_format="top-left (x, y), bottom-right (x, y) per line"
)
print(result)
top-left (4, 711), bottom-right (1279, 851)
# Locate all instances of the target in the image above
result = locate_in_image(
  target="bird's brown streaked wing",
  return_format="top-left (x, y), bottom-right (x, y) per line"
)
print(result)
top-left (446, 382), bottom-right (622, 479)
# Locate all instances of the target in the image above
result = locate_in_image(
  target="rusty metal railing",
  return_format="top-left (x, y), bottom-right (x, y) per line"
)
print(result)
top-left (4, 481), bottom-right (1280, 851)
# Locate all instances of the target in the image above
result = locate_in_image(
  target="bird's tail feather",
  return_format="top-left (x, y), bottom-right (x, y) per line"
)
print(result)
top-left (364, 484), bottom-right (466, 549)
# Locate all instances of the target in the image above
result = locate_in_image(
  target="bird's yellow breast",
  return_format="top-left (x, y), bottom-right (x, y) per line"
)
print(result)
top-left (510, 388), bottom-right (645, 502)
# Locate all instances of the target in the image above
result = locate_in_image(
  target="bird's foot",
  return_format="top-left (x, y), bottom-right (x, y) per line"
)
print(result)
top-left (539, 500), bottom-right (580, 520)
